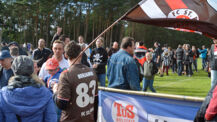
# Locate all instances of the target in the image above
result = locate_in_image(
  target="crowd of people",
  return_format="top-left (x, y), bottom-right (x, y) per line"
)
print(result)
top-left (0, 26), bottom-right (217, 121)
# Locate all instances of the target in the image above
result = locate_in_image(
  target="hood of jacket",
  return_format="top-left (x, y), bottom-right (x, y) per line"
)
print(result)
top-left (0, 76), bottom-right (52, 117)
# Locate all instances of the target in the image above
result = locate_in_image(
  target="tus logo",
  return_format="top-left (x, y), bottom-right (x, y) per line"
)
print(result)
top-left (111, 100), bottom-right (139, 122)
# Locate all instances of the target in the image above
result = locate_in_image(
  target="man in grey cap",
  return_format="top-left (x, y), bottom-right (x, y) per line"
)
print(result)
top-left (0, 50), bottom-right (14, 88)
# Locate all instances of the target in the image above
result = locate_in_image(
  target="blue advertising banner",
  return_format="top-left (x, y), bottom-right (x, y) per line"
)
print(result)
top-left (98, 90), bottom-right (202, 122)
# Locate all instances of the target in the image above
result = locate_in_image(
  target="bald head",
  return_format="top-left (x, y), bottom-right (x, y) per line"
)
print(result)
top-left (38, 39), bottom-right (45, 48)
top-left (113, 42), bottom-right (118, 49)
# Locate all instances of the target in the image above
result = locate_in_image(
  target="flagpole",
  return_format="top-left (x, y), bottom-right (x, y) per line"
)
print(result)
top-left (71, 7), bottom-right (137, 65)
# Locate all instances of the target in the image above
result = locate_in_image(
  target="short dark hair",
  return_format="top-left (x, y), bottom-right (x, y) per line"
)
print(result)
top-left (64, 41), bottom-right (81, 60)
top-left (10, 47), bottom-right (19, 56)
top-left (154, 42), bottom-right (159, 46)
top-left (139, 41), bottom-right (144, 46)
top-left (121, 37), bottom-right (134, 49)
top-left (59, 35), bottom-right (69, 42)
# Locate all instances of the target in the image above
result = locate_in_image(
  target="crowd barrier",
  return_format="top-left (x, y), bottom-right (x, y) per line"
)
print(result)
top-left (98, 87), bottom-right (204, 122)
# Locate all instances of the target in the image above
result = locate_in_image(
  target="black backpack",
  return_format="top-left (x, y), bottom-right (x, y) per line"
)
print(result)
top-left (152, 61), bottom-right (158, 75)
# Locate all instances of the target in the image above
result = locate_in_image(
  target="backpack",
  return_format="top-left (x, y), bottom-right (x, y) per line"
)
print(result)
top-left (152, 61), bottom-right (158, 75)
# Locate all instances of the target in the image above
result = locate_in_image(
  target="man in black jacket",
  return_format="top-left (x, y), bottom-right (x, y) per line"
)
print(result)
top-left (32, 39), bottom-right (52, 68)
top-left (51, 26), bottom-right (62, 45)
top-left (90, 37), bottom-right (108, 87)
top-left (153, 42), bottom-right (163, 77)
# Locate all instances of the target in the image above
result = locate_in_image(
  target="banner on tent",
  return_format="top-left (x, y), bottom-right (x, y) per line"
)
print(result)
top-left (98, 90), bottom-right (202, 122)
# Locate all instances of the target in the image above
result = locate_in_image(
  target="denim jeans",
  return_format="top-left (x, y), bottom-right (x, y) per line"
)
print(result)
top-left (211, 70), bottom-right (217, 88)
top-left (177, 60), bottom-right (183, 76)
top-left (97, 74), bottom-right (106, 87)
top-left (185, 62), bottom-right (193, 75)
top-left (142, 78), bottom-right (156, 92)
top-left (171, 62), bottom-right (177, 73)
top-left (202, 58), bottom-right (207, 69)
top-left (192, 59), bottom-right (197, 71)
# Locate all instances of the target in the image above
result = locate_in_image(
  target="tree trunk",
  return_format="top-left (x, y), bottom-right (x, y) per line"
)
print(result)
top-left (110, 26), bottom-right (113, 47)
top-left (46, 13), bottom-right (51, 46)
top-left (84, 9), bottom-right (90, 42)
top-left (92, 16), bottom-right (95, 40)
top-left (120, 24), bottom-right (124, 43)
top-left (74, 20), bottom-right (76, 41)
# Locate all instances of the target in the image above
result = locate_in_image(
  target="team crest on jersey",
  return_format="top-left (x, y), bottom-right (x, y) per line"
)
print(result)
top-left (168, 9), bottom-right (199, 20)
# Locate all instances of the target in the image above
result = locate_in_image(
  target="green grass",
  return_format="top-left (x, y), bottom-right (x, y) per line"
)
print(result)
top-left (143, 58), bottom-right (211, 97)
top-left (106, 58), bottom-right (211, 98)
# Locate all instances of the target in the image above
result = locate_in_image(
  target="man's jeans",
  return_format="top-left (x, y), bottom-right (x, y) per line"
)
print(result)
top-left (211, 70), bottom-right (217, 88)
top-left (177, 60), bottom-right (183, 76)
top-left (97, 74), bottom-right (106, 87)
top-left (192, 59), bottom-right (198, 71)
top-left (202, 58), bottom-right (207, 69)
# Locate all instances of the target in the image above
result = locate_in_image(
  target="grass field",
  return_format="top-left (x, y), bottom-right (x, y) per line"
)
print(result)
top-left (105, 58), bottom-right (211, 98)
top-left (144, 58), bottom-right (211, 97)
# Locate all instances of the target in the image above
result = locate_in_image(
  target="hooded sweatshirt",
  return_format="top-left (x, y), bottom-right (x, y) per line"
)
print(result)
top-left (0, 76), bottom-right (57, 122)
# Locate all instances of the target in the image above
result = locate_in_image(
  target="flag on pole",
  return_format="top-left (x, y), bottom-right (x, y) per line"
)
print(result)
top-left (122, 0), bottom-right (217, 38)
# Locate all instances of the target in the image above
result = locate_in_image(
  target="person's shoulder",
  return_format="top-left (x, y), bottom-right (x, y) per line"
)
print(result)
top-left (61, 57), bottom-right (69, 64)
top-left (92, 48), bottom-right (97, 52)
top-left (102, 48), bottom-right (107, 53)
top-left (39, 62), bottom-right (46, 72)
top-left (33, 48), bottom-right (40, 53)
top-left (59, 69), bottom-right (69, 78)
top-left (44, 48), bottom-right (52, 52)
top-left (124, 56), bottom-right (135, 64)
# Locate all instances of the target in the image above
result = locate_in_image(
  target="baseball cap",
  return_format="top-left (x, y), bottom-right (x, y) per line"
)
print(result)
top-left (8, 41), bottom-right (19, 47)
top-left (0, 50), bottom-right (12, 60)
top-left (46, 58), bottom-right (59, 70)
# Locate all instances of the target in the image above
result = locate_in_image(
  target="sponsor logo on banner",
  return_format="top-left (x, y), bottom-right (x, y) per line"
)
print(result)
top-left (111, 100), bottom-right (139, 122)
top-left (168, 9), bottom-right (200, 33)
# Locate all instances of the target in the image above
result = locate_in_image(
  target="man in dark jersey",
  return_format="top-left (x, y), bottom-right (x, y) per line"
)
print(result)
top-left (32, 39), bottom-right (52, 68)
top-left (53, 41), bottom-right (98, 122)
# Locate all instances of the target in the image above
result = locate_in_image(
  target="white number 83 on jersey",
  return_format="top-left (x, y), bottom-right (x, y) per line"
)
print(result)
top-left (76, 80), bottom-right (96, 108)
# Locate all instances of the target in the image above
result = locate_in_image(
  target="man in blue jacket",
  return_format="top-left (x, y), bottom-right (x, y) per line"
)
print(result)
top-left (198, 45), bottom-right (207, 70)
top-left (107, 37), bottom-right (140, 91)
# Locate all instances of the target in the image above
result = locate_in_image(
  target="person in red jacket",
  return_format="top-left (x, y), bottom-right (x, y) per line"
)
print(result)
top-left (205, 85), bottom-right (217, 121)
top-left (134, 41), bottom-right (147, 66)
